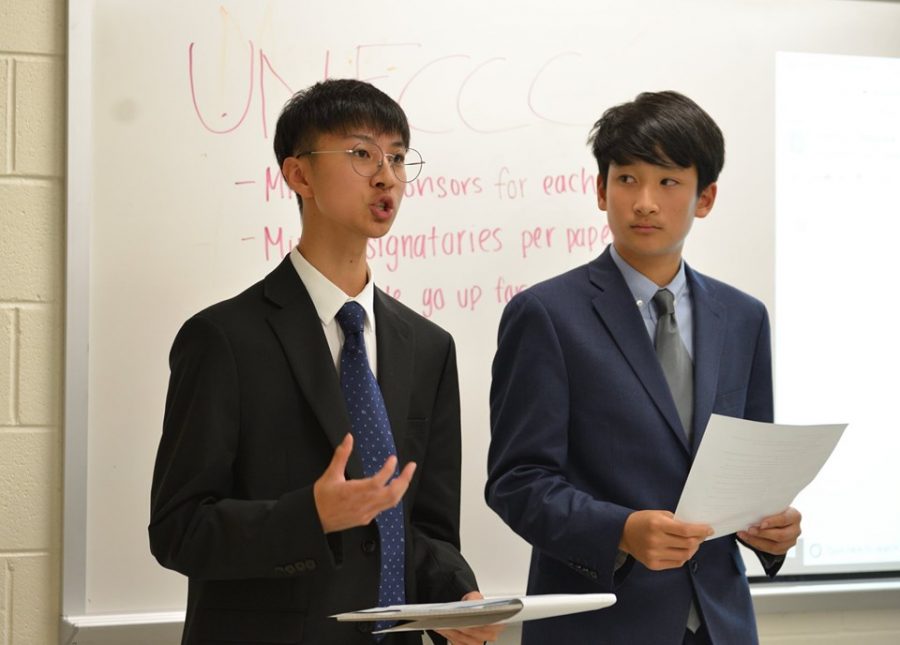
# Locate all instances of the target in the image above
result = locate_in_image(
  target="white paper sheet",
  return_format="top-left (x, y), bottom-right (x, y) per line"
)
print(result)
top-left (332, 593), bottom-right (616, 632)
top-left (675, 414), bottom-right (846, 537)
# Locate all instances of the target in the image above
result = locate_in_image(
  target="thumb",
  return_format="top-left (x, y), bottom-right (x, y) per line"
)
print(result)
top-left (325, 434), bottom-right (352, 480)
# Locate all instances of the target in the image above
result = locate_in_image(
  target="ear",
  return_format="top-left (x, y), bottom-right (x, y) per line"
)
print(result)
top-left (694, 182), bottom-right (717, 219)
top-left (282, 156), bottom-right (315, 201)
top-left (597, 175), bottom-right (608, 211)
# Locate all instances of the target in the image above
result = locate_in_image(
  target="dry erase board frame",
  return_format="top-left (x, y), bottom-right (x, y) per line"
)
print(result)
top-left (63, 0), bottom-right (900, 639)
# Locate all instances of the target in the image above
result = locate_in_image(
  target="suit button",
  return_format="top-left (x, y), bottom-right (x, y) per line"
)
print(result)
top-left (690, 559), bottom-right (699, 574)
top-left (361, 539), bottom-right (377, 554)
top-left (294, 561), bottom-right (306, 572)
top-left (305, 559), bottom-right (316, 571)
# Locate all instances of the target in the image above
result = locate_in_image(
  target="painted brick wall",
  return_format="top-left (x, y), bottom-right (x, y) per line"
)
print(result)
top-left (0, 0), bottom-right (65, 643)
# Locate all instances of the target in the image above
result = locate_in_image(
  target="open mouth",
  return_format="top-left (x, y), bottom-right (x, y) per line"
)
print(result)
top-left (372, 196), bottom-right (394, 217)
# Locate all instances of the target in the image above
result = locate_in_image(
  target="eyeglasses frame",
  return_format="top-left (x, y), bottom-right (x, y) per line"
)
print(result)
top-left (294, 142), bottom-right (425, 183)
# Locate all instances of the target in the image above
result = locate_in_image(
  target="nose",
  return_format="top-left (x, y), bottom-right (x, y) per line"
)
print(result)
top-left (634, 185), bottom-right (659, 216)
top-left (370, 155), bottom-right (396, 189)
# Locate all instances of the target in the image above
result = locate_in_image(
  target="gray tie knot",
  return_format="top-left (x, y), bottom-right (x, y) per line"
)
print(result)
top-left (335, 301), bottom-right (365, 336)
top-left (652, 289), bottom-right (676, 317)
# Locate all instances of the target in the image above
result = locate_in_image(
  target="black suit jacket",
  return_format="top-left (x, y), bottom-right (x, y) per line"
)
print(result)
top-left (149, 257), bottom-right (477, 644)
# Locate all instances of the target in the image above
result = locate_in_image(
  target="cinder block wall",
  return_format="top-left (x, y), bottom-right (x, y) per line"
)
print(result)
top-left (0, 1), bottom-right (898, 644)
top-left (0, 0), bottom-right (65, 643)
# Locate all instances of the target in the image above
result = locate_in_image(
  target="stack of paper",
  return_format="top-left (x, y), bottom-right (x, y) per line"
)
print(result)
top-left (332, 593), bottom-right (616, 633)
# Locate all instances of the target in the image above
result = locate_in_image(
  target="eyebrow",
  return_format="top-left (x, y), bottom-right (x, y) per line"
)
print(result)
top-left (346, 133), bottom-right (407, 149)
top-left (612, 161), bottom-right (688, 172)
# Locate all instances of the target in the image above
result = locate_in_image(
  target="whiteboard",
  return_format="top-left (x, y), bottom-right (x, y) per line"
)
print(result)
top-left (64, 0), bottom-right (900, 620)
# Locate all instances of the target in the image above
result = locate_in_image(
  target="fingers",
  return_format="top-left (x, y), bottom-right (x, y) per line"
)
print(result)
top-left (436, 626), bottom-right (502, 645)
top-left (621, 510), bottom-right (711, 570)
top-left (352, 458), bottom-right (415, 516)
top-left (667, 523), bottom-right (714, 540)
top-left (393, 460), bottom-right (417, 490)
top-left (758, 507), bottom-right (802, 531)
top-left (371, 454), bottom-right (399, 485)
top-left (325, 433), bottom-right (353, 479)
top-left (314, 439), bottom-right (417, 533)
top-left (738, 524), bottom-right (801, 555)
top-left (739, 507), bottom-right (802, 552)
top-left (434, 593), bottom-right (505, 643)
top-left (737, 530), bottom-right (795, 555)
top-left (642, 548), bottom-right (699, 571)
top-left (664, 517), bottom-right (714, 540)
top-left (641, 511), bottom-right (712, 539)
top-left (371, 456), bottom-right (415, 495)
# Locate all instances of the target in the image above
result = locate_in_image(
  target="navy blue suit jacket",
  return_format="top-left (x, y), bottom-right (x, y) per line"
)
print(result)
top-left (486, 247), bottom-right (777, 645)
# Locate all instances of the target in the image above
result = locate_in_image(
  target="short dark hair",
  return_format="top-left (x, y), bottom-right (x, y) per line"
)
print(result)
top-left (587, 91), bottom-right (725, 194)
top-left (273, 78), bottom-right (410, 169)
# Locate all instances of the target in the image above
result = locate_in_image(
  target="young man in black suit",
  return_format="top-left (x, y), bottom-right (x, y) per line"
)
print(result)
top-left (150, 79), bottom-right (501, 645)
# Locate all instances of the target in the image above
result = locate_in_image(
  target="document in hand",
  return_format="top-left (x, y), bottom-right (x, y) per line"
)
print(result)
top-left (675, 414), bottom-right (846, 537)
top-left (332, 593), bottom-right (616, 633)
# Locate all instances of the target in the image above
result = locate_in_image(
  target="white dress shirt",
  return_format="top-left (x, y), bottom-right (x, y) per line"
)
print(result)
top-left (289, 246), bottom-right (378, 377)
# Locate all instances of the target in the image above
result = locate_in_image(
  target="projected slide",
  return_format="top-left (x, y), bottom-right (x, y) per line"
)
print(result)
top-left (773, 51), bottom-right (900, 577)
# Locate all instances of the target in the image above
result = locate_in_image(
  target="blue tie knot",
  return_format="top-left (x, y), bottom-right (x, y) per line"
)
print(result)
top-left (336, 301), bottom-right (365, 336)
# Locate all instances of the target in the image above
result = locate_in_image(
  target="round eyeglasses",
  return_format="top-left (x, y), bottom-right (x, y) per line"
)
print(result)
top-left (295, 142), bottom-right (424, 183)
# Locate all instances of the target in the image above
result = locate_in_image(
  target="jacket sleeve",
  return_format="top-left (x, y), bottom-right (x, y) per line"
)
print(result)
top-left (485, 292), bottom-right (633, 590)
top-left (148, 314), bottom-right (335, 580)
top-left (744, 305), bottom-right (774, 425)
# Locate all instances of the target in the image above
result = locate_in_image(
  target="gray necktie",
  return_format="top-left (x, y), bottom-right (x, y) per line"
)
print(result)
top-left (652, 289), bottom-right (693, 441)
top-left (653, 289), bottom-right (701, 633)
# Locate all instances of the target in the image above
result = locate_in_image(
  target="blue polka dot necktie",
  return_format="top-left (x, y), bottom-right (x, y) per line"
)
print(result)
top-left (335, 302), bottom-right (406, 636)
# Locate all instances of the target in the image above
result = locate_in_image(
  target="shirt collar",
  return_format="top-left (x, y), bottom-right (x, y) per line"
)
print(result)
top-left (609, 244), bottom-right (688, 309)
top-left (289, 246), bottom-right (376, 331)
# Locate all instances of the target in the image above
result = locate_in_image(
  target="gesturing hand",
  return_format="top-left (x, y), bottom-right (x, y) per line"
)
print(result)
top-left (313, 434), bottom-right (416, 534)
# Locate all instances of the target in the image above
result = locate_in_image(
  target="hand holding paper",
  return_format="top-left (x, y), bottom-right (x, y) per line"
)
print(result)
top-left (435, 591), bottom-right (505, 644)
top-left (619, 510), bottom-right (713, 571)
top-left (675, 415), bottom-right (845, 538)
top-left (737, 506), bottom-right (803, 555)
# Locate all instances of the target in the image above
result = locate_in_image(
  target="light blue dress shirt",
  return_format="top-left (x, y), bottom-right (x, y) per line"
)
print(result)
top-left (609, 244), bottom-right (693, 358)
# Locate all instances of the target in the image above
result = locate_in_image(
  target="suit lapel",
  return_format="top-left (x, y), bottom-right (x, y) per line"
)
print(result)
top-left (373, 290), bottom-right (414, 465)
top-left (687, 267), bottom-right (726, 454)
top-left (263, 257), bottom-right (363, 479)
top-left (589, 248), bottom-right (690, 453)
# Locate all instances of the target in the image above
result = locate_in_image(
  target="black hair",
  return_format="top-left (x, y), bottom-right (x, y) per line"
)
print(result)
top-left (273, 79), bottom-right (410, 210)
top-left (587, 91), bottom-right (725, 194)
top-left (274, 78), bottom-right (410, 165)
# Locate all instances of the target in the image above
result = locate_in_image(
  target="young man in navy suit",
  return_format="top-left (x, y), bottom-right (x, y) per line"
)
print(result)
top-left (486, 91), bottom-right (801, 645)
top-left (150, 79), bottom-right (501, 645)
